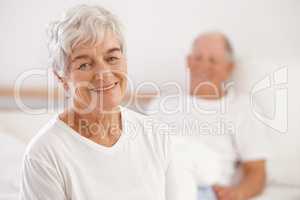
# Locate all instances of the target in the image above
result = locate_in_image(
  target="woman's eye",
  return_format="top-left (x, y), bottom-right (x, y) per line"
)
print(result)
top-left (107, 57), bottom-right (119, 63)
top-left (78, 63), bottom-right (90, 70)
top-left (209, 58), bottom-right (216, 64)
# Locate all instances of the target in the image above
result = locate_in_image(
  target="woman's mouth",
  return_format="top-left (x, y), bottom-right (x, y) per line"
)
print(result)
top-left (91, 82), bottom-right (119, 92)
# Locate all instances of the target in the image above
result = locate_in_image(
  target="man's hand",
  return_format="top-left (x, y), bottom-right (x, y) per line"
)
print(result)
top-left (213, 185), bottom-right (244, 200)
top-left (212, 160), bottom-right (266, 200)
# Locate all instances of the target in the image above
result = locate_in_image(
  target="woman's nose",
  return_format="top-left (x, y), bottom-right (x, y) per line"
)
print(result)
top-left (94, 59), bottom-right (110, 70)
top-left (94, 70), bottom-right (114, 81)
top-left (93, 61), bottom-right (112, 78)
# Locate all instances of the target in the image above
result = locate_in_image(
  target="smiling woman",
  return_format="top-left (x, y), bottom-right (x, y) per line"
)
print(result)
top-left (65, 30), bottom-right (127, 113)
top-left (19, 4), bottom-right (180, 200)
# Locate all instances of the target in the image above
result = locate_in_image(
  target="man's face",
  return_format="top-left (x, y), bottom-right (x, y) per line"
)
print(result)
top-left (63, 31), bottom-right (127, 113)
top-left (187, 35), bottom-right (234, 91)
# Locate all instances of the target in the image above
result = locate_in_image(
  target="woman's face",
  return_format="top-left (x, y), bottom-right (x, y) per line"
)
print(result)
top-left (63, 31), bottom-right (127, 113)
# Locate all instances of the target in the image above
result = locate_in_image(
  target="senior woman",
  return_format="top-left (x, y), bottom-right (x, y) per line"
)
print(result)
top-left (20, 5), bottom-right (180, 200)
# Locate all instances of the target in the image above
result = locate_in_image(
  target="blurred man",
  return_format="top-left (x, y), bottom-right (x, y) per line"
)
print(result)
top-left (146, 32), bottom-right (268, 200)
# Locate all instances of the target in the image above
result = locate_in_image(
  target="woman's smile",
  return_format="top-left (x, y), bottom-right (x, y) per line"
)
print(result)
top-left (90, 81), bottom-right (119, 92)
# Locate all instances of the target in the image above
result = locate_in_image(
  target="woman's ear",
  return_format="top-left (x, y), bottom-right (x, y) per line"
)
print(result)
top-left (53, 70), bottom-right (69, 91)
top-left (186, 55), bottom-right (192, 70)
top-left (227, 62), bottom-right (235, 75)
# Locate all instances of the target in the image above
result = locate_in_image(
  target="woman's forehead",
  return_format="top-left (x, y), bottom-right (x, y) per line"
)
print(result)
top-left (70, 33), bottom-right (121, 59)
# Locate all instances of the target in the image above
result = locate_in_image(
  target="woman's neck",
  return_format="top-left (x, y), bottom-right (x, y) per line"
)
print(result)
top-left (59, 107), bottom-right (122, 146)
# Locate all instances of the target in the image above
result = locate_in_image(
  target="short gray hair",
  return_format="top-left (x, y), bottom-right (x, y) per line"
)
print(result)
top-left (47, 4), bottom-right (125, 76)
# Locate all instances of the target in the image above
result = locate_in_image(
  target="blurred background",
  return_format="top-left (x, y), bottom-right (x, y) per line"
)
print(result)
top-left (0, 0), bottom-right (299, 199)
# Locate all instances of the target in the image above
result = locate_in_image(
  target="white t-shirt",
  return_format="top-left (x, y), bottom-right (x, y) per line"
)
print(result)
top-left (20, 107), bottom-right (180, 200)
top-left (145, 92), bottom-right (269, 186)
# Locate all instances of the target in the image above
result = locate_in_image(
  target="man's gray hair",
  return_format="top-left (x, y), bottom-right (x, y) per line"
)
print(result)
top-left (47, 4), bottom-right (125, 76)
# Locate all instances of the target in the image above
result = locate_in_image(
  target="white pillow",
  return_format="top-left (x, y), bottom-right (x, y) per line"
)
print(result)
top-left (267, 158), bottom-right (300, 187)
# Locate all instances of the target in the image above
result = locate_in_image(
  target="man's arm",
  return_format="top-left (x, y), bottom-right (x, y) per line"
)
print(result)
top-left (213, 160), bottom-right (266, 200)
top-left (237, 160), bottom-right (266, 198)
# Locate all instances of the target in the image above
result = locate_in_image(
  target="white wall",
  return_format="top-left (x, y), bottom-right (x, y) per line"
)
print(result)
top-left (0, 0), bottom-right (299, 91)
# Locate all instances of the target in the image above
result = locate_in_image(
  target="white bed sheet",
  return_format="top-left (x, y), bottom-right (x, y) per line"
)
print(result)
top-left (0, 130), bottom-right (26, 200)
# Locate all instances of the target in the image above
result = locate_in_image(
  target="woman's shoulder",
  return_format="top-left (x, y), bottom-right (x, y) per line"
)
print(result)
top-left (24, 116), bottom-right (66, 161)
top-left (123, 107), bottom-right (171, 137)
top-left (122, 106), bottom-right (149, 121)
